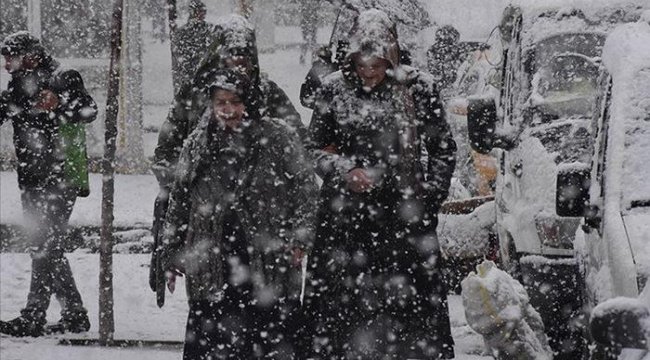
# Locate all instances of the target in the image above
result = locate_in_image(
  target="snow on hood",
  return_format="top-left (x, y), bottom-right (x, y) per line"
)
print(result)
top-left (347, 9), bottom-right (401, 69)
top-left (330, 0), bottom-right (430, 46)
top-left (194, 14), bottom-right (261, 88)
top-left (215, 14), bottom-right (255, 50)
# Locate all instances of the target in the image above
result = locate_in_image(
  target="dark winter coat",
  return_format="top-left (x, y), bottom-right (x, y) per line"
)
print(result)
top-left (171, 17), bottom-right (214, 92)
top-left (305, 9), bottom-right (456, 358)
top-left (159, 110), bottom-right (318, 303)
top-left (0, 56), bottom-right (97, 190)
top-left (427, 25), bottom-right (464, 90)
top-left (153, 15), bottom-right (305, 189)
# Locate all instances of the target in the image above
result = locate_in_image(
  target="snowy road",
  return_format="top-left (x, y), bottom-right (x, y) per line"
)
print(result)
top-left (0, 253), bottom-right (490, 360)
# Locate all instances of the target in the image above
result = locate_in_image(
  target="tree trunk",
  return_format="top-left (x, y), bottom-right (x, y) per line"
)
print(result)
top-left (116, 0), bottom-right (145, 173)
top-left (99, 0), bottom-right (124, 346)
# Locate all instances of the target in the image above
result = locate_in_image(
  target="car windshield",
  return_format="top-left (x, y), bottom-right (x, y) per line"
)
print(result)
top-left (527, 33), bottom-right (605, 118)
top-left (622, 68), bottom-right (650, 208)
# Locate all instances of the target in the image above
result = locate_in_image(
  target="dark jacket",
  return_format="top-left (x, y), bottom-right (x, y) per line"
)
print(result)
top-left (0, 56), bottom-right (97, 190)
top-left (154, 15), bottom-right (305, 188)
top-left (159, 109), bottom-right (317, 302)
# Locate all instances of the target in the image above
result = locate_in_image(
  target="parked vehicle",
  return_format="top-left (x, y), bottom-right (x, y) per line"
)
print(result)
top-left (565, 18), bottom-right (650, 357)
top-left (437, 43), bottom-right (501, 292)
top-left (446, 42), bottom-right (501, 197)
top-left (466, 4), bottom-right (647, 358)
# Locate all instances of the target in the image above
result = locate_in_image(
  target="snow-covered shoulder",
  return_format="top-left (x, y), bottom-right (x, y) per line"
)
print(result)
top-left (391, 65), bottom-right (437, 93)
top-left (320, 70), bottom-right (345, 88)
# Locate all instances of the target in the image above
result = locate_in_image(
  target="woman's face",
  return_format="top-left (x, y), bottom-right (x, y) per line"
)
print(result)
top-left (353, 55), bottom-right (390, 91)
top-left (3, 54), bottom-right (24, 73)
top-left (212, 89), bottom-right (245, 130)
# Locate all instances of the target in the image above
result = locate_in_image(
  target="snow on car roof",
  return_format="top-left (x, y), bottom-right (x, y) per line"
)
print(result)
top-left (603, 19), bottom-right (650, 74)
top-left (518, 2), bottom-right (647, 48)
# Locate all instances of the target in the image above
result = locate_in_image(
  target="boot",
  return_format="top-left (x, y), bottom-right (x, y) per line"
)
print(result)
top-left (0, 316), bottom-right (45, 337)
top-left (49, 312), bottom-right (90, 334)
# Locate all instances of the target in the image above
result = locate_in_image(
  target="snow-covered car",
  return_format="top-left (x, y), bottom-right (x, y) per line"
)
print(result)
top-left (559, 18), bottom-right (650, 356)
top-left (466, 4), bottom-right (647, 358)
top-left (436, 44), bottom-right (501, 292)
top-left (446, 44), bottom-right (501, 197)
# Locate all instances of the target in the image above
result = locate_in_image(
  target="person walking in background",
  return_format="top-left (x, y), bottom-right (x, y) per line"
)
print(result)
top-left (305, 9), bottom-right (457, 359)
top-left (159, 68), bottom-right (317, 359)
top-left (427, 25), bottom-right (464, 91)
top-left (171, 0), bottom-right (213, 93)
top-left (0, 32), bottom-right (97, 337)
top-left (300, 0), bottom-right (321, 64)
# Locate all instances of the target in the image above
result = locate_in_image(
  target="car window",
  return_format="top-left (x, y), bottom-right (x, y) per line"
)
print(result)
top-left (532, 54), bottom-right (600, 118)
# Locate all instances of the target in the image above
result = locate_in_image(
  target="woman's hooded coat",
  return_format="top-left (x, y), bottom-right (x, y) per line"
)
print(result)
top-left (153, 15), bottom-right (305, 189)
top-left (159, 70), bottom-right (318, 303)
top-left (305, 9), bottom-right (457, 358)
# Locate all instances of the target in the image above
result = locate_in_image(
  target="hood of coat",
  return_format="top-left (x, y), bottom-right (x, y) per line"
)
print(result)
top-left (193, 15), bottom-right (261, 92)
top-left (343, 9), bottom-right (401, 87)
top-left (177, 106), bottom-right (261, 187)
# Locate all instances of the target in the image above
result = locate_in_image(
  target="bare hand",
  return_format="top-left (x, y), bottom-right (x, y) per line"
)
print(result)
top-left (345, 168), bottom-right (374, 193)
top-left (35, 90), bottom-right (59, 111)
top-left (322, 143), bottom-right (337, 154)
top-left (290, 247), bottom-right (305, 268)
top-left (166, 268), bottom-right (184, 294)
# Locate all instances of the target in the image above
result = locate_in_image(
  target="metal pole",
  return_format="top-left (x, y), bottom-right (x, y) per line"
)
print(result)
top-left (99, 0), bottom-right (124, 346)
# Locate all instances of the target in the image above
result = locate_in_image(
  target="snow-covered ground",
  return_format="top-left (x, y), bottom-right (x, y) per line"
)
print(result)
top-left (0, 253), bottom-right (490, 360)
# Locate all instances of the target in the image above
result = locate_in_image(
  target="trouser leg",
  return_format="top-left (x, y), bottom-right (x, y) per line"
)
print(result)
top-left (20, 187), bottom-right (86, 321)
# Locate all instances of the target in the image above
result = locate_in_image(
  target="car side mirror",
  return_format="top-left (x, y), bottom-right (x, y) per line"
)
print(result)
top-left (467, 98), bottom-right (498, 154)
top-left (556, 167), bottom-right (590, 217)
top-left (590, 298), bottom-right (649, 350)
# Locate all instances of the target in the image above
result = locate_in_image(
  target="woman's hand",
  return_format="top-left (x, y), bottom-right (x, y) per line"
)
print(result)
top-left (290, 247), bottom-right (305, 268)
top-left (166, 267), bottom-right (184, 294)
top-left (35, 89), bottom-right (59, 112)
top-left (345, 168), bottom-right (374, 193)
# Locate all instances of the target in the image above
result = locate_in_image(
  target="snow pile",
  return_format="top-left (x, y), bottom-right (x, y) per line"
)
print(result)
top-left (438, 202), bottom-right (495, 259)
top-left (461, 261), bottom-right (553, 360)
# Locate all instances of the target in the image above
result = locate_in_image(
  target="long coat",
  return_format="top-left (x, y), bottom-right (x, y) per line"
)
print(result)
top-left (159, 110), bottom-right (318, 303)
top-left (0, 56), bottom-right (97, 191)
top-left (305, 9), bottom-right (456, 359)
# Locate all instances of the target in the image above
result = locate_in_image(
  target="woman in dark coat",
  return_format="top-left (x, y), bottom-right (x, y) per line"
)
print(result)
top-left (306, 9), bottom-right (457, 359)
top-left (159, 69), bottom-right (317, 359)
